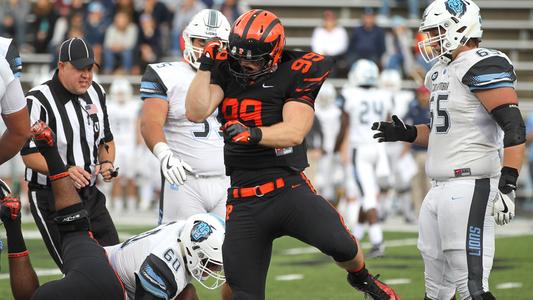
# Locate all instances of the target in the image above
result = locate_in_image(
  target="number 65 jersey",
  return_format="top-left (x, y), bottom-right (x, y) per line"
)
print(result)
top-left (105, 222), bottom-right (190, 300)
top-left (425, 48), bottom-right (516, 180)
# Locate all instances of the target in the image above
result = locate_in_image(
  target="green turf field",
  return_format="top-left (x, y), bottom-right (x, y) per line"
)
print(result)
top-left (1, 225), bottom-right (531, 299)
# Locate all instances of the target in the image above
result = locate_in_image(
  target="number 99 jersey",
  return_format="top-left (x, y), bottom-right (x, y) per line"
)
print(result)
top-left (212, 50), bottom-right (334, 173)
top-left (424, 48), bottom-right (516, 180)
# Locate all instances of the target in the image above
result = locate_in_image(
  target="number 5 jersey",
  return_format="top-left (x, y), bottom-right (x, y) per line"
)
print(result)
top-left (424, 48), bottom-right (516, 180)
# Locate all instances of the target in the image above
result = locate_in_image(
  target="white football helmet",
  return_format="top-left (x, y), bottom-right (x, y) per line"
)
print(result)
top-left (316, 81), bottom-right (337, 108)
top-left (109, 77), bottom-right (133, 103)
top-left (180, 213), bottom-right (225, 289)
top-left (379, 69), bottom-right (402, 92)
top-left (182, 9), bottom-right (231, 70)
top-left (348, 59), bottom-right (379, 87)
top-left (418, 0), bottom-right (482, 64)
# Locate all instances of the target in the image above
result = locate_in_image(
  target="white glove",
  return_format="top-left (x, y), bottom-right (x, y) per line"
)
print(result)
top-left (493, 191), bottom-right (515, 226)
top-left (153, 142), bottom-right (193, 185)
top-left (0, 178), bottom-right (12, 198)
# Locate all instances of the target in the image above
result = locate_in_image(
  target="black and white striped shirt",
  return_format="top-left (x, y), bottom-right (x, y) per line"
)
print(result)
top-left (21, 70), bottom-right (113, 186)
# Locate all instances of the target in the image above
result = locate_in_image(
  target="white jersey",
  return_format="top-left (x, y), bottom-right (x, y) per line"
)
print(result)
top-left (391, 90), bottom-right (415, 119)
top-left (424, 48), bottom-right (515, 180)
top-left (105, 221), bottom-right (190, 300)
top-left (315, 103), bottom-right (342, 154)
top-left (140, 61), bottom-right (225, 176)
top-left (341, 86), bottom-right (393, 147)
top-left (107, 100), bottom-right (140, 150)
top-left (0, 37), bottom-right (24, 115)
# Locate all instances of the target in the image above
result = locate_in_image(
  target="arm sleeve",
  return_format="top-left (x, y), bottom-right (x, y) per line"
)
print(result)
top-left (462, 55), bottom-right (516, 92)
top-left (140, 65), bottom-right (168, 101)
top-left (134, 254), bottom-right (179, 300)
top-left (20, 93), bottom-right (47, 155)
top-left (286, 54), bottom-right (335, 108)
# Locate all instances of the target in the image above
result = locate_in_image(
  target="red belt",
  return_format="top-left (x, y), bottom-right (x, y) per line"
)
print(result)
top-left (231, 178), bottom-right (285, 198)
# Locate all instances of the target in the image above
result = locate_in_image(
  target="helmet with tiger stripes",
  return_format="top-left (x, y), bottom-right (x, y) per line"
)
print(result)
top-left (228, 9), bottom-right (285, 84)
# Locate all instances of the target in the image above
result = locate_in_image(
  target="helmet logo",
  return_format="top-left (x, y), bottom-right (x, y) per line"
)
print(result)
top-left (446, 0), bottom-right (467, 17)
top-left (190, 221), bottom-right (213, 242)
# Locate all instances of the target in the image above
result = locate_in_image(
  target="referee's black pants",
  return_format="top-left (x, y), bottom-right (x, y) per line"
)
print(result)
top-left (28, 183), bottom-right (119, 270)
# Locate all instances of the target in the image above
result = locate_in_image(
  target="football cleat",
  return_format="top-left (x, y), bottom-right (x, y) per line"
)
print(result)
top-left (348, 272), bottom-right (401, 300)
top-left (0, 197), bottom-right (21, 222)
top-left (31, 120), bottom-right (56, 149)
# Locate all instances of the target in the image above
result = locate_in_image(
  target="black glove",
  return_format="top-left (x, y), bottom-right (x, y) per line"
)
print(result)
top-left (371, 115), bottom-right (417, 143)
top-left (499, 166), bottom-right (519, 194)
top-left (221, 120), bottom-right (262, 145)
top-left (199, 38), bottom-right (225, 71)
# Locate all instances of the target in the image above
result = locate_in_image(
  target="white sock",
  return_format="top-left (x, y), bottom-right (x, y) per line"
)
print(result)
top-left (114, 198), bottom-right (124, 212)
top-left (127, 196), bottom-right (137, 212)
top-left (368, 223), bottom-right (383, 246)
top-left (352, 223), bottom-right (366, 240)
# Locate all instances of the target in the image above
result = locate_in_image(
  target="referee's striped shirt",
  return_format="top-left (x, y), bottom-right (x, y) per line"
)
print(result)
top-left (21, 70), bottom-right (113, 186)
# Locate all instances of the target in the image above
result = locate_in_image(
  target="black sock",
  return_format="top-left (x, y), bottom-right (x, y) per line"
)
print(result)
top-left (349, 266), bottom-right (369, 283)
top-left (40, 147), bottom-right (67, 177)
top-left (4, 218), bottom-right (27, 254)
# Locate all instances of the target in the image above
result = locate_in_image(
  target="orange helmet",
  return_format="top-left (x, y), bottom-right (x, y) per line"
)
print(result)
top-left (228, 9), bottom-right (285, 83)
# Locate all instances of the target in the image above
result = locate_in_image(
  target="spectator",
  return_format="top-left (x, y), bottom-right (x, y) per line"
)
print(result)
top-left (137, 13), bottom-right (162, 71)
top-left (30, 0), bottom-right (58, 53)
top-left (383, 16), bottom-right (416, 78)
top-left (65, 12), bottom-right (85, 40)
top-left (346, 7), bottom-right (385, 68)
top-left (113, 0), bottom-right (139, 24)
top-left (379, 0), bottom-right (421, 21)
top-left (69, 0), bottom-right (87, 18)
top-left (0, 0), bottom-right (30, 50)
top-left (103, 11), bottom-right (138, 74)
top-left (214, 0), bottom-right (250, 24)
top-left (170, 0), bottom-right (206, 56)
top-left (141, 0), bottom-right (171, 26)
top-left (84, 2), bottom-right (109, 67)
top-left (311, 10), bottom-right (348, 77)
top-left (403, 85), bottom-right (430, 218)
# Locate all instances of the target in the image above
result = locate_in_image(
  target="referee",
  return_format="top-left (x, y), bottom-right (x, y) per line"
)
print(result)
top-left (21, 37), bottom-right (119, 269)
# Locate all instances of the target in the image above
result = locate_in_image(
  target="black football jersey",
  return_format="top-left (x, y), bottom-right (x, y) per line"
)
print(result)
top-left (212, 50), bottom-right (334, 174)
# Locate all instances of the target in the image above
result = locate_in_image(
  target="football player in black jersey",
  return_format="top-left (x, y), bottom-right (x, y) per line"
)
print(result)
top-left (185, 9), bottom-right (400, 300)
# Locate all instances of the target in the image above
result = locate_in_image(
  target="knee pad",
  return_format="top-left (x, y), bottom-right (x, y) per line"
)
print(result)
top-left (54, 203), bottom-right (90, 234)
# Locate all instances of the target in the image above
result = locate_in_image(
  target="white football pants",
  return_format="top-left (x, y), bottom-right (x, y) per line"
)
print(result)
top-left (418, 177), bottom-right (497, 300)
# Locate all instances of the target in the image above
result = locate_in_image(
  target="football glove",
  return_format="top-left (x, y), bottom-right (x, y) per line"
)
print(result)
top-left (493, 167), bottom-right (519, 225)
top-left (1, 197), bottom-right (22, 222)
top-left (153, 142), bottom-right (193, 185)
top-left (221, 120), bottom-right (262, 145)
top-left (372, 115), bottom-right (417, 143)
top-left (199, 37), bottom-right (225, 71)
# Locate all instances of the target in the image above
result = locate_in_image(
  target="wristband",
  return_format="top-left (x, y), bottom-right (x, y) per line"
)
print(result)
top-left (8, 250), bottom-right (29, 258)
top-left (49, 171), bottom-right (70, 181)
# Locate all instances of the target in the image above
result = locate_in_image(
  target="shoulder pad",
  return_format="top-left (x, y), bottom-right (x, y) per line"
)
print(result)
top-left (136, 254), bottom-right (178, 300)
top-left (461, 50), bottom-right (516, 91)
top-left (140, 65), bottom-right (168, 101)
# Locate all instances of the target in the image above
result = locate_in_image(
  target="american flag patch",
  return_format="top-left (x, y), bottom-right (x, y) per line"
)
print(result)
top-left (85, 104), bottom-right (98, 115)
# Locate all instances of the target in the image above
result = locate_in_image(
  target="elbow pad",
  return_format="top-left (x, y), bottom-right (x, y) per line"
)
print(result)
top-left (491, 104), bottom-right (526, 147)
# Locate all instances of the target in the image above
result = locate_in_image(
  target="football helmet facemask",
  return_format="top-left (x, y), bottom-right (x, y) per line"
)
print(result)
top-left (183, 9), bottom-right (231, 70)
top-left (228, 9), bottom-right (285, 84)
top-left (180, 213), bottom-right (225, 289)
top-left (418, 0), bottom-right (483, 64)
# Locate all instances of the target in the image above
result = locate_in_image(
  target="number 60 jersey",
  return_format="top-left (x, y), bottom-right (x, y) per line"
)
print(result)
top-left (105, 222), bottom-right (189, 300)
top-left (425, 48), bottom-right (516, 180)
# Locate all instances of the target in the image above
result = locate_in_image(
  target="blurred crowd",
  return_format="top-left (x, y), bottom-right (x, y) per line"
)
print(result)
top-left (0, 0), bottom-right (250, 75)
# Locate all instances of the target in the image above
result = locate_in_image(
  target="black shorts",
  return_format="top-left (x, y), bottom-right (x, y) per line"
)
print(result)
top-left (32, 231), bottom-right (125, 300)
top-left (223, 171), bottom-right (357, 300)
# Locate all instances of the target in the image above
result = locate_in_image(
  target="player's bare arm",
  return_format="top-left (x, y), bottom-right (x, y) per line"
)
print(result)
top-left (476, 87), bottom-right (525, 171)
top-left (97, 140), bottom-right (116, 182)
top-left (258, 101), bottom-right (315, 148)
top-left (0, 106), bottom-right (31, 165)
top-left (140, 98), bottom-right (169, 151)
top-left (413, 124), bottom-right (430, 147)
